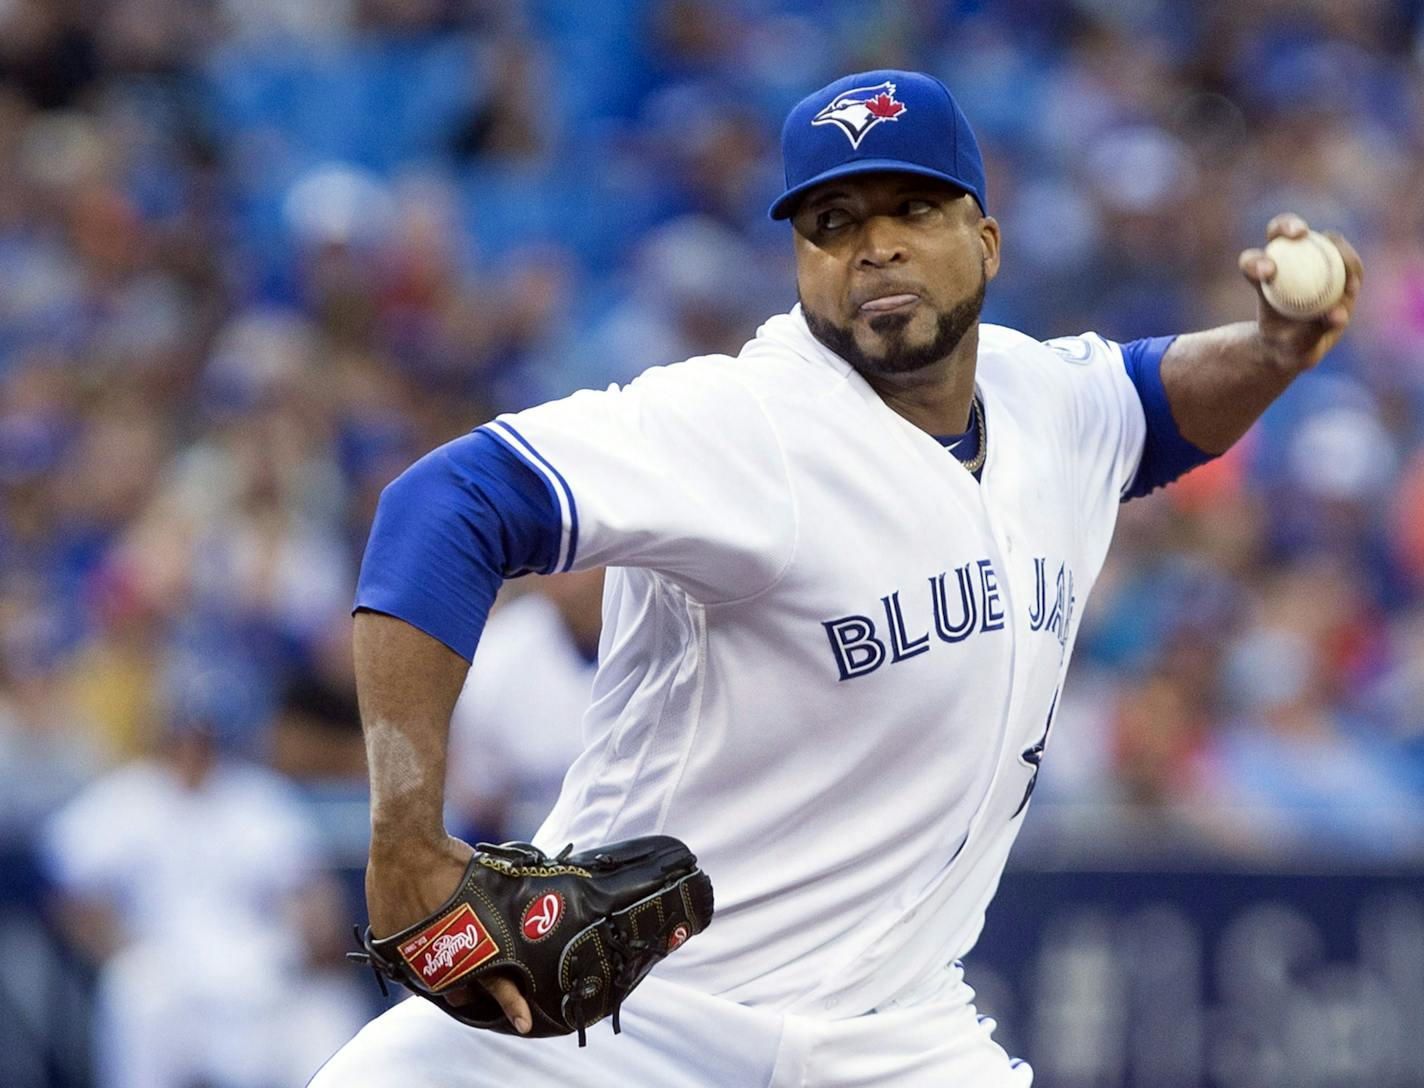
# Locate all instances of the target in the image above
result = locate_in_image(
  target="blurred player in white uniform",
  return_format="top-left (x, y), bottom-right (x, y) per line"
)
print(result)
top-left (44, 706), bottom-right (369, 1088)
top-left (314, 70), bottom-right (1363, 1086)
top-left (446, 569), bottom-right (603, 841)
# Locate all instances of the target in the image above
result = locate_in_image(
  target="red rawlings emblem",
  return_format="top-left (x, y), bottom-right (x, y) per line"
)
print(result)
top-left (667, 923), bottom-right (691, 952)
top-left (521, 893), bottom-right (564, 941)
top-left (398, 903), bottom-right (498, 991)
top-left (865, 93), bottom-right (905, 120)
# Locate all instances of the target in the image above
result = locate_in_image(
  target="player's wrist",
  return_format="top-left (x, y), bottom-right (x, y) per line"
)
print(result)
top-left (368, 814), bottom-right (455, 858)
top-left (1250, 322), bottom-right (1316, 379)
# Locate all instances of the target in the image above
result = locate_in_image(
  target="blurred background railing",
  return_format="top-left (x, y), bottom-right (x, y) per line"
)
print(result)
top-left (0, 1), bottom-right (1421, 1086)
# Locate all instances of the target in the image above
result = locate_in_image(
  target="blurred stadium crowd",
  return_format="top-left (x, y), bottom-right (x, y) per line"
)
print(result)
top-left (0, 0), bottom-right (1423, 1083)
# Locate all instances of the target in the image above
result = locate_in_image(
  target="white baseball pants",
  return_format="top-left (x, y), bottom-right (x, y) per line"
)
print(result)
top-left (309, 963), bottom-right (1032, 1087)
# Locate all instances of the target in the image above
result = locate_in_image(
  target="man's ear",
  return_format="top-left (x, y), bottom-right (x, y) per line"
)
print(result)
top-left (980, 216), bottom-right (1002, 281)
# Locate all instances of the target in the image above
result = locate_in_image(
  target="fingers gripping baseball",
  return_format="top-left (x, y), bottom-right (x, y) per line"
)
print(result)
top-left (1238, 213), bottom-right (1364, 370)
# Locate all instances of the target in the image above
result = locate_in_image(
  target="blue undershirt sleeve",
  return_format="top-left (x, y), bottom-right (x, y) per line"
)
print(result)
top-left (353, 428), bottom-right (561, 661)
top-left (1119, 335), bottom-right (1216, 501)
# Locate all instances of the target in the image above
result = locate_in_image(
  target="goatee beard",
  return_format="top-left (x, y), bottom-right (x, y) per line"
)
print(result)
top-left (803, 269), bottom-right (986, 379)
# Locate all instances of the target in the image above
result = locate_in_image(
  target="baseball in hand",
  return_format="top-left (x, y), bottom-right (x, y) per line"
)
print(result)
top-left (1261, 230), bottom-right (1346, 320)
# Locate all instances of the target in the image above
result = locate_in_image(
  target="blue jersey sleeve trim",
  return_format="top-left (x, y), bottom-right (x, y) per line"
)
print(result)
top-left (1118, 335), bottom-right (1215, 501)
top-left (353, 429), bottom-right (562, 661)
top-left (483, 420), bottom-right (580, 572)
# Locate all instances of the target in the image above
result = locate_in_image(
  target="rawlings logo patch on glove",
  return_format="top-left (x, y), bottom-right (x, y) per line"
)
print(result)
top-left (350, 836), bottom-right (714, 1046)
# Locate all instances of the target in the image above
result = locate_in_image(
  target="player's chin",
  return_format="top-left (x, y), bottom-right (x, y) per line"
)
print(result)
top-left (855, 306), bottom-right (921, 343)
top-left (860, 339), bottom-right (943, 376)
top-left (858, 308), bottom-right (935, 350)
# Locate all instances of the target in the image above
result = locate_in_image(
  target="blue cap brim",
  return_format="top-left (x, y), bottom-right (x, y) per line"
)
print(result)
top-left (768, 159), bottom-right (982, 221)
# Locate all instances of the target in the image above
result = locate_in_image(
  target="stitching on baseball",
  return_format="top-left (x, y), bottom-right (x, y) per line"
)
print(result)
top-left (1270, 234), bottom-right (1342, 314)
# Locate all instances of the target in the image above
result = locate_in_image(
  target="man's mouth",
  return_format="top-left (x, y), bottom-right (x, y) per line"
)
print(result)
top-left (858, 293), bottom-right (919, 315)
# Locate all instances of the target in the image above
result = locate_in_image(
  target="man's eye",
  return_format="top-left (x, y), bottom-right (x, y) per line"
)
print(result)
top-left (818, 209), bottom-right (852, 230)
top-left (904, 199), bottom-right (934, 216)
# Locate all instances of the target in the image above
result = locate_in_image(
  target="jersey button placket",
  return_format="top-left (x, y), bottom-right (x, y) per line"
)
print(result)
top-left (954, 453), bottom-right (1026, 855)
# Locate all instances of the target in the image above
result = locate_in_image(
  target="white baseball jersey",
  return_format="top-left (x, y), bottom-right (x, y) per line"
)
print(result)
top-left (478, 306), bottom-right (1145, 1017)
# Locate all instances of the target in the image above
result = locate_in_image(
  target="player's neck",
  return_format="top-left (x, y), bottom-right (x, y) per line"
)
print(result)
top-left (862, 326), bottom-right (979, 436)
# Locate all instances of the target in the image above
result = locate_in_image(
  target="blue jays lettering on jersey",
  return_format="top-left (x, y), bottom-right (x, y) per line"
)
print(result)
top-left (821, 556), bottom-right (1006, 681)
top-left (821, 554), bottom-right (1075, 680)
top-left (1026, 557), bottom-right (1076, 648)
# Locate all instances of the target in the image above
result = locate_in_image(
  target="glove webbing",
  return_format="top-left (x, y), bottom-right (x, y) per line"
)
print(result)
top-left (565, 919), bottom-right (653, 1046)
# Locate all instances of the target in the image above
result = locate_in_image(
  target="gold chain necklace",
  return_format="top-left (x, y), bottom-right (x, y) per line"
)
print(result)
top-left (957, 393), bottom-right (987, 475)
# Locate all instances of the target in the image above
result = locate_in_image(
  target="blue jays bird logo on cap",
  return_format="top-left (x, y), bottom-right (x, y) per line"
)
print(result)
top-left (811, 81), bottom-right (907, 149)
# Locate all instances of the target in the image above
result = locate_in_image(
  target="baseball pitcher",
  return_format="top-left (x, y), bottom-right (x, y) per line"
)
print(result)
top-left (312, 70), bottom-right (1363, 1086)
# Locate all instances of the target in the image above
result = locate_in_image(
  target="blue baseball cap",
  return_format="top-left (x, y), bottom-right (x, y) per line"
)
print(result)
top-left (769, 70), bottom-right (987, 221)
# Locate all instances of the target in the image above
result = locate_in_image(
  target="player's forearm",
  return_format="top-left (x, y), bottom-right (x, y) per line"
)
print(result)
top-left (354, 609), bottom-right (470, 849)
top-left (1158, 321), bottom-right (1304, 456)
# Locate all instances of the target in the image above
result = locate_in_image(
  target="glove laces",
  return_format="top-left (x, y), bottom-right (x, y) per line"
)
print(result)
top-left (566, 919), bottom-right (652, 1046)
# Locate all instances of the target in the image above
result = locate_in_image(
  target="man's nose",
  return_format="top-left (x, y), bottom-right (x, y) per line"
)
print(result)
top-left (856, 216), bottom-right (907, 268)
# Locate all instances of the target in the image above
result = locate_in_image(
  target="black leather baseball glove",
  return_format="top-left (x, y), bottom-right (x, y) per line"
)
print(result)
top-left (350, 836), bottom-right (714, 1046)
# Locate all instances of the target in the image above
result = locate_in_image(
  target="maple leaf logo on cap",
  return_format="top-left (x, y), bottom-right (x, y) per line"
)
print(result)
top-left (865, 93), bottom-right (905, 120)
top-left (811, 81), bottom-right (908, 148)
